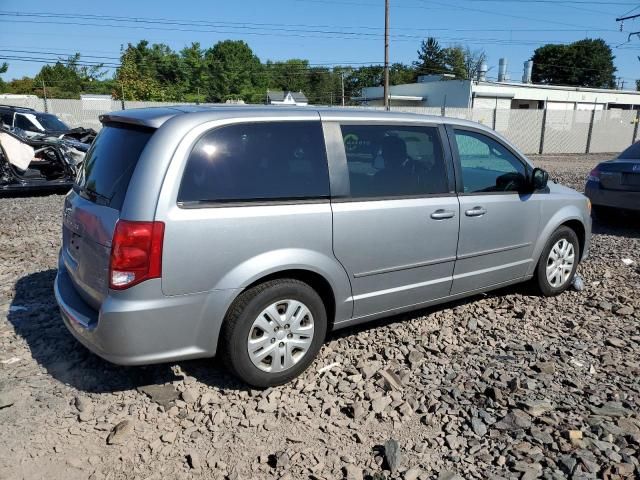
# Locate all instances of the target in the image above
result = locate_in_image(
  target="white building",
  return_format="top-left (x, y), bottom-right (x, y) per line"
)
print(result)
top-left (267, 90), bottom-right (308, 106)
top-left (357, 63), bottom-right (640, 111)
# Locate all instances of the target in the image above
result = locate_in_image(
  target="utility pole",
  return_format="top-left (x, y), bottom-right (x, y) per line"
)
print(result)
top-left (120, 82), bottom-right (126, 110)
top-left (616, 11), bottom-right (640, 37)
top-left (41, 79), bottom-right (48, 113)
top-left (383, 0), bottom-right (390, 111)
top-left (341, 71), bottom-right (345, 106)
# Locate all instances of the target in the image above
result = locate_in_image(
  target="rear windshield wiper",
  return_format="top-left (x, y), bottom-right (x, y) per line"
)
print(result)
top-left (79, 187), bottom-right (110, 206)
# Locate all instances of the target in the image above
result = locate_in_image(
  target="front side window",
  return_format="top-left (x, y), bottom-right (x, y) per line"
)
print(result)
top-left (454, 129), bottom-right (528, 193)
top-left (340, 124), bottom-right (448, 198)
top-left (178, 121), bottom-right (329, 204)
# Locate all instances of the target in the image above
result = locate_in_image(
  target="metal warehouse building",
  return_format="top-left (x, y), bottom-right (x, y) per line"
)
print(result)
top-left (357, 60), bottom-right (640, 111)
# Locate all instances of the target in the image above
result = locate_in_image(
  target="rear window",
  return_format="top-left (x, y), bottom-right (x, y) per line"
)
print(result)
top-left (178, 121), bottom-right (329, 204)
top-left (619, 141), bottom-right (640, 159)
top-left (75, 124), bottom-right (153, 209)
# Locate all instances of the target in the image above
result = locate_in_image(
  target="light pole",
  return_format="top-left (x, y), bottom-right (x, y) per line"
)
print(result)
top-left (383, 0), bottom-right (390, 111)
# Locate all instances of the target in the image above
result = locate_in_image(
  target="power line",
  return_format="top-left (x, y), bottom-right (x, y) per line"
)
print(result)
top-left (0, 9), bottom-right (616, 37)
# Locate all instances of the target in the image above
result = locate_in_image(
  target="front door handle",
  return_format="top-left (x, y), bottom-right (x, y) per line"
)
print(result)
top-left (465, 206), bottom-right (487, 217)
top-left (430, 209), bottom-right (456, 220)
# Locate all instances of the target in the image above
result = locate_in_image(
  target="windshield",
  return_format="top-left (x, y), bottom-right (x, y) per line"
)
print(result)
top-left (75, 124), bottom-right (154, 209)
top-left (16, 112), bottom-right (69, 132)
top-left (33, 113), bottom-right (69, 131)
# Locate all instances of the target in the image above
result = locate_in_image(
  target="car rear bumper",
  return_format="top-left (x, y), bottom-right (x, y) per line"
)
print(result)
top-left (55, 260), bottom-right (239, 365)
top-left (585, 181), bottom-right (640, 212)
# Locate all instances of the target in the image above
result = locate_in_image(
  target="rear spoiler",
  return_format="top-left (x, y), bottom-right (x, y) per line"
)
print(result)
top-left (99, 107), bottom-right (184, 129)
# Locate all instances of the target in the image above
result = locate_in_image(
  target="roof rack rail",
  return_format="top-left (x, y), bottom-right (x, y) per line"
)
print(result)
top-left (0, 105), bottom-right (37, 111)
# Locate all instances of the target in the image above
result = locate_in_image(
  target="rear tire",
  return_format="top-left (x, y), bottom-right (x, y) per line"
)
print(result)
top-left (220, 279), bottom-right (327, 387)
top-left (534, 226), bottom-right (580, 297)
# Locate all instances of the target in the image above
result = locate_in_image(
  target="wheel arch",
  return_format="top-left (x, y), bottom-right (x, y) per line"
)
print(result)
top-left (528, 208), bottom-right (588, 277)
top-left (561, 219), bottom-right (586, 260)
top-left (243, 269), bottom-right (337, 331)
top-left (215, 268), bottom-right (340, 356)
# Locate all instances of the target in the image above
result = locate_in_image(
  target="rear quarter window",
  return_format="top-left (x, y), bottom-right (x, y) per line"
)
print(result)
top-left (75, 123), bottom-right (154, 210)
top-left (178, 121), bottom-right (329, 204)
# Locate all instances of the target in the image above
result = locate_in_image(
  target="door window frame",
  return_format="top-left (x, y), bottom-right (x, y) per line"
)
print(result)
top-left (324, 120), bottom-right (457, 202)
top-left (444, 124), bottom-right (533, 196)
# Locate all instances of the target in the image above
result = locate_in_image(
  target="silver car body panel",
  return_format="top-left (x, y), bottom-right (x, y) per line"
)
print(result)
top-left (55, 106), bottom-right (592, 365)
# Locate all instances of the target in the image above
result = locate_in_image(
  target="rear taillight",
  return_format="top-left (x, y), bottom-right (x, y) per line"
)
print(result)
top-left (587, 168), bottom-right (600, 183)
top-left (109, 220), bottom-right (165, 290)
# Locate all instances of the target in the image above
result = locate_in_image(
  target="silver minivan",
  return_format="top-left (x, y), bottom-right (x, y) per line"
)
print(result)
top-left (55, 106), bottom-right (591, 387)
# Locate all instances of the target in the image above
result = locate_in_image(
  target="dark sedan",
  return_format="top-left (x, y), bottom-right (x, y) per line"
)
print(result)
top-left (585, 142), bottom-right (640, 215)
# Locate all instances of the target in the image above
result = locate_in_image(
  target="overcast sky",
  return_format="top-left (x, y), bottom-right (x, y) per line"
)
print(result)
top-left (1, 0), bottom-right (639, 88)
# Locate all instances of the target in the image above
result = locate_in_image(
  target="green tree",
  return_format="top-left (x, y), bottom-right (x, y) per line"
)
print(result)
top-left (34, 54), bottom-right (108, 98)
top-left (390, 63), bottom-right (416, 84)
top-left (265, 59), bottom-right (310, 94)
top-left (306, 66), bottom-right (334, 104)
top-left (114, 46), bottom-right (164, 101)
top-left (443, 46), bottom-right (467, 79)
top-left (531, 38), bottom-right (616, 88)
top-left (180, 42), bottom-right (206, 102)
top-left (4, 77), bottom-right (35, 95)
top-left (204, 40), bottom-right (264, 102)
top-left (0, 63), bottom-right (8, 91)
top-left (347, 65), bottom-right (384, 97)
top-left (116, 41), bottom-right (188, 100)
top-left (415, 37), bottom-right (446, 76)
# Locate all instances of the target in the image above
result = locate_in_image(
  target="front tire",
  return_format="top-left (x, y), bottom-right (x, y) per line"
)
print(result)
top-left (220, 279), bottom-right (327, 387)
top-left (534, 226), bottom-right (580, 297)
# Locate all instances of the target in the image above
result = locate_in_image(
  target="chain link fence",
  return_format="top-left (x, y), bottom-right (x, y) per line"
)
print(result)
top-left (2, 97), bottom-right (636, 154)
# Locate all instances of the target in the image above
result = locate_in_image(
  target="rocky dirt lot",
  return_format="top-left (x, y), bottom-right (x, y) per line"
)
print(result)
top-left (0, 154), bottom-right (639, 480)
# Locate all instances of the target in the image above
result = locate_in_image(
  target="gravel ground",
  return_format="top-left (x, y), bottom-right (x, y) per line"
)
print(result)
top-left (1, 154), bottom-right (639, 480)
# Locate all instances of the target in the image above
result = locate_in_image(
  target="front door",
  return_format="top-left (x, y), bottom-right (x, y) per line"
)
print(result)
top-left (448, 127), bottom-right (540, 295)
top-left (330, 122), bottom-right (460, 319)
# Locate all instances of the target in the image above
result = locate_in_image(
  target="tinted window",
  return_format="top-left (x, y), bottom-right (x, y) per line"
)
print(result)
top-left (75, 124), bottom-right (154, 209)
top-left (340, 124), bottom-right (448, 198)
top-left (178, 122), bottom-right (329, 203)
top-left (454, 129), bottom-right (527, 193)
top-left (0, 111), bottom-right (12, 127)
top-left (619, 141), bottom-right (640, 159)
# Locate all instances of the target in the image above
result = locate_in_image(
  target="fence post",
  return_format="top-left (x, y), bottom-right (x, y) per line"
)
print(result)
top-left (633, 109), bottom-right (640, 144)
top-left (492, 107), bottom-right (497, 130)
top-left (585, 107), bottom-right (597, 154)
top-left (539, 107), bottom-right (548, 154)
top-left (441, 105), bottom-right (445, 117)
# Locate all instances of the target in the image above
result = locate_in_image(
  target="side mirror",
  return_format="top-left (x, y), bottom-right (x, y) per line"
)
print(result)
top-left (531, 168), bottom-right (549, 190)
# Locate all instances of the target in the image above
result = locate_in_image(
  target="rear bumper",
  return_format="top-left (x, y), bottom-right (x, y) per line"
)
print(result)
top-left (55, 261), bottom-right (239, 365)
top-left (585, 181), bottom-right (640, 212)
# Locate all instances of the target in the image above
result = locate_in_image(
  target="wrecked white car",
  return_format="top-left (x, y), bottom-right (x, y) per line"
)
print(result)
top-left (0, 129), bottom-right (87, 192)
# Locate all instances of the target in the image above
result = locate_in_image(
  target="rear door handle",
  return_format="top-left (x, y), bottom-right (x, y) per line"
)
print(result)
top-left (465, 206), bottom-right (487, 217)
top-left (430, 209), bottom-right (456, 220)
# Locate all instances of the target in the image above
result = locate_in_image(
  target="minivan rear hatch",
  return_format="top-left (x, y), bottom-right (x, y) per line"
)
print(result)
top-left (62, 123), bottom-right (154, 309)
